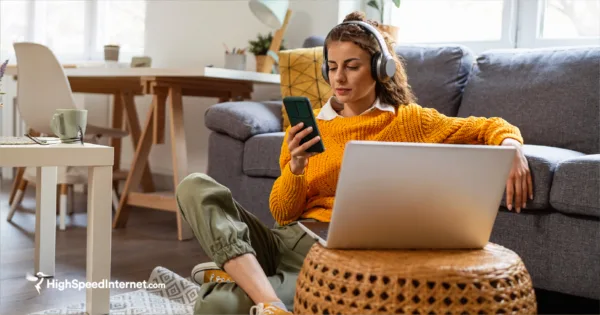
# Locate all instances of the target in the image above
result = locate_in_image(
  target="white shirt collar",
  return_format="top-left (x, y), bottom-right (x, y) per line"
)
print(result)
top-left (316, 97), bottom-right (395, 121)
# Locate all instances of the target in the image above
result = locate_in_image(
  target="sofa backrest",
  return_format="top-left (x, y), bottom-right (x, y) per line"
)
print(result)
top-left (302, 36), bottom-right (325, 48)
top-left (395, 45), bottom-right (474, 116)
top-left (457, 46), bottom-right (600, 154)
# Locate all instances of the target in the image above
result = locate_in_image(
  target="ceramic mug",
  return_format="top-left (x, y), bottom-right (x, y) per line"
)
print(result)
top-left (50, 109), bottom-right (87, 143)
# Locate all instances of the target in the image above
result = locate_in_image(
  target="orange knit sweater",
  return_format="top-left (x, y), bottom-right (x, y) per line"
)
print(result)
top-left (268, 103), bottom-right (523, 226)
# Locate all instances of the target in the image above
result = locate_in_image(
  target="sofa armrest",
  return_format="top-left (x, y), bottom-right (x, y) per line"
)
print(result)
top-left (205, 100), bottom-right (283, 141)
top-left (550, 154), bottom-right (600, 217)
top-left (500, 145), bottom-right (584, 210)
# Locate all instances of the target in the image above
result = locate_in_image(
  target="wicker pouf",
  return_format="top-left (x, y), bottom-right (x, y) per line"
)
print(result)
top-left (294, 243), bottom-right (537, 314)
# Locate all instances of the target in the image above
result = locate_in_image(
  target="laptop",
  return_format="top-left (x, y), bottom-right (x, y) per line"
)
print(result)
top-left (298, 140), bottom-right (516, 250)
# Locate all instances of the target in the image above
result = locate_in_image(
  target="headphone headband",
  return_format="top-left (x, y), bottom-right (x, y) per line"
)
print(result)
top-left (342, 21), bottom-right (393, 59)
top-left (321, 20), bottom-right (397, 83)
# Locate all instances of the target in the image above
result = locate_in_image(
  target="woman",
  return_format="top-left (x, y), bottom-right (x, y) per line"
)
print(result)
top-left (176, 11), bottom-right (532, 315)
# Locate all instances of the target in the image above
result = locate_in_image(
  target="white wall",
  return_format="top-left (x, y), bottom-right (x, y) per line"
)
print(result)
top-left (115, 0), bottom-right (350, 177)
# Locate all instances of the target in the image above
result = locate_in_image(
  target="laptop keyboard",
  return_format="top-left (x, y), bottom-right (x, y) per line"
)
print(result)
top-left (0, 136), bottom-right (37, 145)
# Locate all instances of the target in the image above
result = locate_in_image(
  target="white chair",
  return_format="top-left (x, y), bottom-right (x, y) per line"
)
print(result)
top-left (7, 42), bottom-right (128, 230)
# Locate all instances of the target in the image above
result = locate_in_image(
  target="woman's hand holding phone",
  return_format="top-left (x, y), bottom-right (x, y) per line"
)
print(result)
top-left (287, 122), bottom-right (322, 175)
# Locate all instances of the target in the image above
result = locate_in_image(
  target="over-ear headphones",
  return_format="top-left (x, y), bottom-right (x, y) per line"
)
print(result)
top-left (321, 20), bottom-right (397, 84)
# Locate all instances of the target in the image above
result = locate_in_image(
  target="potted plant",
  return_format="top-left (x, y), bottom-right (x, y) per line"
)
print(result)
top-left (367, 0), bottom-right (401, 39)
top-left (248, 32), bottom-right (286, 73)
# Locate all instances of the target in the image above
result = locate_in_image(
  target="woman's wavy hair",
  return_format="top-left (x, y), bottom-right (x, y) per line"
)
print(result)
top-left (325, 11), bottom-right (416, 106)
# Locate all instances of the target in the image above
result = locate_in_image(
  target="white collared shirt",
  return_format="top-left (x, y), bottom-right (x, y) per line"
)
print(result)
top-left (316, 97), bottom-right (396, 121)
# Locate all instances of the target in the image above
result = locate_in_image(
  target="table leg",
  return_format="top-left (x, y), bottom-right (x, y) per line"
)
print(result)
top-left (121, 92), bottom-right (156, 193)
top-left (86, 165), bottom-right (112, 315)
top-left (34, 166), bottom-right (57, 277)
top-left (113, 100), bottom-right (157, 228)
top-left (153, 92), bottom-right (167, 144)
top-left (111, 93), bottom-right (124, 174)
top-left (168, 87), bottom-right (193, 241)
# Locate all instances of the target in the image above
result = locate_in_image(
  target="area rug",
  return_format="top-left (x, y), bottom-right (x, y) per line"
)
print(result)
top-left (29, 267), bottom-right (199, 315)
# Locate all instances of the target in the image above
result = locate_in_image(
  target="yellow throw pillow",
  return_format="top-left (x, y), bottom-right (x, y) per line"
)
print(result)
top-left (278, 47), bottom-right (333, 130)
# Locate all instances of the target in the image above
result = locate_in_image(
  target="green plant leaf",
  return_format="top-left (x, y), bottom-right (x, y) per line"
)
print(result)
top-left (367, 0), bottom-right (380, 10)
top-left (392, 0), bottom-right (401, 8)
top-left (247, 32), bottom-right (286, 55)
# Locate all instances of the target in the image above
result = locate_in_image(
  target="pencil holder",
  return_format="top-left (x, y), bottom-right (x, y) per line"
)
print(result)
top-left (224, 53), bottom-right (246, 71)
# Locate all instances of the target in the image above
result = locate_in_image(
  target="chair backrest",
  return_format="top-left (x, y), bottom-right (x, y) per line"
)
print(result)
top-left (13, 42), bottom-right (79, 135)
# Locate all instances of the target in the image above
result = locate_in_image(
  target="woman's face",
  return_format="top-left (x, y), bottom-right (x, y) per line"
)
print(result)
top-left (326, 41), bottom-right (376, 104)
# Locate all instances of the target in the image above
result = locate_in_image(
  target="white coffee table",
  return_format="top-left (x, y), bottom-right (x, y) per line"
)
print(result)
top-left (0, 140), bottom-right (113, 315)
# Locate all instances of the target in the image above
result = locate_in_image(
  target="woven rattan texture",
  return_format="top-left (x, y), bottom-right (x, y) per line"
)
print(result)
top-left (294, 243), bottom-right (537, 314)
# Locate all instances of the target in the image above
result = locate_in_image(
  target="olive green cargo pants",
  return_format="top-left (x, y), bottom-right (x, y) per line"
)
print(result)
top-left (176, 173), bottom-right (316, 315)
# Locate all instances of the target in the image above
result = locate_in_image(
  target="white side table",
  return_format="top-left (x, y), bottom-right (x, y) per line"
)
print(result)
top-left (0, 141), bottom-right (113, 315)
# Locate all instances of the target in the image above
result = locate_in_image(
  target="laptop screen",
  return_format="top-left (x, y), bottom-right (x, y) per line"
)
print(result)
top-left (300, 221), bottom-right (330, 241)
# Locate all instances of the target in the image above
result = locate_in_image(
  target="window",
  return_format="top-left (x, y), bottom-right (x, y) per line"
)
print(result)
top-left (386, 0), bottom-right (600, 53)
top-left (34, 1), bottom-right (86, 58)
top-left (392, 0), bottom-right (506, 43)
top-left (0, 1), bottom-right (29, 59)
top-left (540, 0), bottom-right (600, 39)
top-left (93, 0), bottom-right (146, 60)
top-left (0, 0), bottom-right (146, 62)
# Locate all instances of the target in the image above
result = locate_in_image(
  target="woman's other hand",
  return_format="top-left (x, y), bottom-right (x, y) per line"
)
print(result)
top-left (287, 122), bottom-right (321, 175)
top-left (501, 138), bottom-right (533, 213)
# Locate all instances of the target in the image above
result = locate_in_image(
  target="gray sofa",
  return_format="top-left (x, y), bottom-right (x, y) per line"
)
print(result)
top-left (203, 37), bottom-right (600, 300)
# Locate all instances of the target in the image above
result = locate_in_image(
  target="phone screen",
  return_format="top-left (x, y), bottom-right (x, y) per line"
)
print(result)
top-left (283, 96), bottom-right (325, 153)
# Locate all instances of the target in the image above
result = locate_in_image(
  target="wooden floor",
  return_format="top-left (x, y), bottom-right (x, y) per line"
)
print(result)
top-left (0, 178), bottom-right (209, 315)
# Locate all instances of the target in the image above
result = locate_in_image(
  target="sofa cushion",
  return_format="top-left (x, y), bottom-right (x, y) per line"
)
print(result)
top-left (499, 145), bottom-right (584, 210)
top-left (243, 133), bottom-right (285, 177)
top-left (278, 47), bottom-right (333, 130)
top-left (205, 101), bottom-right (283, 141)
top-left (550, 155), bottom-right (600, 218)
top-left (458, 46), bottom-right (600, 154)
top-left (395, 45), bottom-right (475, 117)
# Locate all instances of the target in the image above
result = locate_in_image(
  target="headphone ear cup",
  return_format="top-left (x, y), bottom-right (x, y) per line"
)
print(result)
top-left (382, 55), bottom-right (397, 81)
top-left (322, 44), bottom-right (330, 84)
top-left (371, 51), bottom-right (381, 82)
top-left (321, 61), bottom-right (329, 84)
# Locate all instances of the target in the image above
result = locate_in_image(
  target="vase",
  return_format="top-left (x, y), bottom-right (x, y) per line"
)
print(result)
top-left (255, 55), bottom-right (267, 72)
top-left (104, 45), bottom-right (120, 62)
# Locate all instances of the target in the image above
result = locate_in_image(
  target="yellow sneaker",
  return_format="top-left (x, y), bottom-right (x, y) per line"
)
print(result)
top-left (249, 303), bottom-right (292, 315)
top-left (191, 262), bottom-right (233, 285)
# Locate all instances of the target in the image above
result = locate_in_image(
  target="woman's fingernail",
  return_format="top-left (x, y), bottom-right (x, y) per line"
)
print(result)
top-left (523, 203), bottom-right (526, 209)
top-left (308, 126), bottom-right (313, 131)
top-left (507, 204), bottom-right (512, 210)
top-left (530, 195), bottom-right (534, 200)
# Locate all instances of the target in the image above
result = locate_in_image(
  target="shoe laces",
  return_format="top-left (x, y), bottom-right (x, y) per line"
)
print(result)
top-left (209, 273), bottom-right (229, 283)
top-left (249, 303), bottom-right (280, 315)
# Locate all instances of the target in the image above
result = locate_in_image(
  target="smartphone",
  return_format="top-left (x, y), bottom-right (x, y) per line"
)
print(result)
top-left (283, 96), bottom-right (325, 153)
